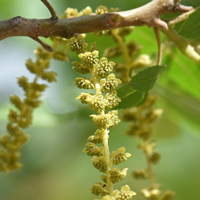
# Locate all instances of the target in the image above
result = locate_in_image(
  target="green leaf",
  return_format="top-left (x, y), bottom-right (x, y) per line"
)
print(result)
top-left (129, 65), bottom-right (166, 92)
top-left (116, 84), bottom-right (147, 109)
top-left (161, 47), bottom-right (200, 101)
top-left (178, 7), bottom-right (200, 42)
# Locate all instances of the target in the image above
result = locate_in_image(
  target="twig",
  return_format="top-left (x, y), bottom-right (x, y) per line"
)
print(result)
top-left (41, 0), bottom-right (57, 19)
top-left (31, 36), bottom-right (53, 51)
top-left (153, 27), bottom-right (162, 65)
top-left (168, 8), bottom-right (196, 27)
top-left (161, 27), bottom-right (200, 65)
top-left (0, 0), bottom-right (193, 51)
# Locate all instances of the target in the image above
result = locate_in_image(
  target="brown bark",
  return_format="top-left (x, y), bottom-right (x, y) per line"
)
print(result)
top-left (0, 0), bottom-right (193, 51)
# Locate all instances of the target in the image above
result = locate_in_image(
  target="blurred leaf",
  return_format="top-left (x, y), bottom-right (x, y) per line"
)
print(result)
top-left (125, 26), bottom-right (157, 55)
top-left (155, 85), bottom-right (200, 138)
top-left (129, 65), bottom-right (166, 92)
top-left (161, 47), bottom-right (200, 101)
top-left (178, 7), bottom-right (200, 42)
top-left (116, 84), bottom-right (146, 109)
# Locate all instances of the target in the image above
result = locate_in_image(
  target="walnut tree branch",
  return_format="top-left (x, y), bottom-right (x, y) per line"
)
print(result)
top-left (0, 0), bottom-right (193, 51)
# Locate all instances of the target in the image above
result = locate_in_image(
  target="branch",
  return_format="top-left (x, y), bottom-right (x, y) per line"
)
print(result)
top-left (153, 27), bottom-right (162, 65)
top-left (0, 0), bottom-right (192, 51)
top-left (161, 27), bottom-right (200, 65)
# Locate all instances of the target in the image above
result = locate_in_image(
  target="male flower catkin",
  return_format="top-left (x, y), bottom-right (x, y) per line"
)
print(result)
top-left (66, 33), bottom-right (135, 199)
top-left (0, 37), bottom-right (68, 172)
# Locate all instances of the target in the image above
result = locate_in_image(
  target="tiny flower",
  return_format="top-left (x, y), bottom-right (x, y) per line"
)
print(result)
top-left (99, 174), bottom-right (107, 183)
top-left (34, 45), bottom-right (50, 59)
top-left (105, 91), bottom-right (121, 110)
top-left (90, 111), bottom-right (120, 129)
top-left (72, 61), bottom-right (90, 74)
top-left (83, 142), bottom-right (104, 157)
top-left (98, 195), bottom-right (112, 200)
top-left (148, 108), bottom-right (163, 123)
top-left (132, 169), bottom-right (149, 179)
top-left (101, 74), bottom-right (122, 93)
top-left (90, 114), bottom-right (111, 129)
top-left (150, 151), bottom-right (161, 164)
top-left (92, 156), bottom-right (107, 173)
top-left (113, 185), bottom-right (136, 200)
top-left (120, 107), bottom-right (138, 122)
top-left (109, 168), bottom-right (128, 184)
top-left (141, 188), bottom-right (161, 199)
top-left (74, 77), bottom-right (94, 89)
top-left (81, 6), bottom-right (92, 15)
top-left (87, 129), bottom-right (103, 144)
top-left (109, 110), bottom-right (121, 128)
top-left (111, 147), bottom-right (131, 165)
top-left (87, 95), bottom-right (108, 113)
top-left (161, 190), bottom-right (176, 200)
top-left (96, 57), bottom-right (115, 78)
top-left (66, 34), bottom-right (88, 54)
top-left (52, 48), bottom-right (69, 61)
top-left (95, 6), bottom-right (108, 14)
top-left (61, 8), bottom-right (79, 18)
top-left (132, 54), bottom-right (152, 68)
top-left (8, 109), bottom-right (18, 123)
top-left (138, 141), bottom-right (156, 154)
top-left (90, 182), bottom-right (109, 196)
top-left (79, 50), bottom-right (99, 69)
top-left (76, 93), bottom-right (93, 104)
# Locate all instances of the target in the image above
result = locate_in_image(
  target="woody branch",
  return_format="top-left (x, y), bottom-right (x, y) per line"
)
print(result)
top-left (0, 0), bottom-right (193, 51)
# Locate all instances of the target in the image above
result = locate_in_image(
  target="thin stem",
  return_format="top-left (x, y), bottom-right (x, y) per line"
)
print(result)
top-left (41, 0), bottom-right (57, 19)
top-left (138, 107), bottom-right (156, 188)
top-left (102, 129), bottom-right (113, 196)
top-left (143, 140), bottom-right (156, 187)
top-left (161, 27), bottom-right (200, 65)
top-left (168, 8), bottom-right (196, 27)
top-left (90, 67), bottom-right (101, 95)
top-left (21, 41), bottom-right (58, 118)
top-left (90, 64), bottom-right (113, 196)
top-left (111, 30), bottom-right (132, 69)
top-left (153, 27), bottom-right (162, 65)
top-left (111, 29), bottom-right (132, 82)
top-left (31, 37), bottom-right (53, 52)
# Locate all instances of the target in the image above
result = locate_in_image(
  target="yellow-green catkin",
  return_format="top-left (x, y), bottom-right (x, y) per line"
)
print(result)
top-left (0, 37), bottom-right (68, 172)
top-left (65, 16), bottom-right (136, 198)
top-left (121, 96), bottom-right (175, 200)
top-left (97, 17), bottom-right (175, 200)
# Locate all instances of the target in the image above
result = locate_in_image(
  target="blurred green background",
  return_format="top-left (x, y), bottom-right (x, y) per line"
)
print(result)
top-left (0, 0), bottom-right (200, 200)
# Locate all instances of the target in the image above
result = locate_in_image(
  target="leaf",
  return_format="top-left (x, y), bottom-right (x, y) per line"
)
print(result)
top-left (178, 7), bottom-right (200, 42)
top-left (161, 46), bottom-right (200, 101)
top-left (129, 65), bottom-right (166, 92)
top-left (116, 84), bottom-right (147, 109)
top-left (155, 85), bottom-right (200, 138)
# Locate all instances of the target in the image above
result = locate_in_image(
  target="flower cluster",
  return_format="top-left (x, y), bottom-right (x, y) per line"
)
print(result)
top-left (121, 96), bottom-right (175, 200)
top-left (60, 6), bottom-right (92, 19)
top-left (95, 185), bottom-right (136, 200)
top-left (97, 14), bottom-right (174, 199)
top-left (0, 38), bottom-right (68, 172)
top-left (66, 34), bottom-right (135, 199)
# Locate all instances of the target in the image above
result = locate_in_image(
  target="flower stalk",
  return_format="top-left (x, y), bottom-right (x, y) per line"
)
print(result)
top-left (65, 9), bottom-right (135, 196)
